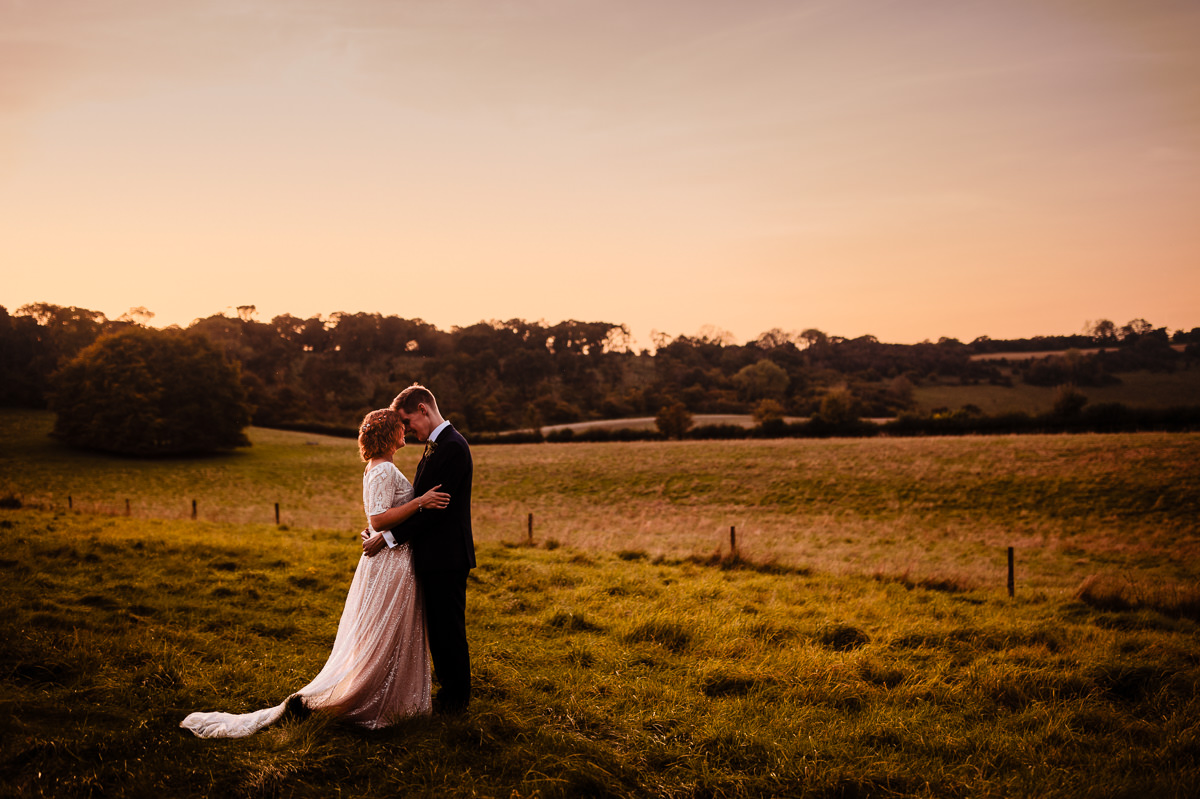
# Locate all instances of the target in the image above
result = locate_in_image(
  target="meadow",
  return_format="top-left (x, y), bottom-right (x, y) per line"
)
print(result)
top-left (4, 409), bottom-right (1198, 594)
top-left (909, 367), bottom-right (1200, 416)
top-left (1, 410), bottom-right (1199, 796)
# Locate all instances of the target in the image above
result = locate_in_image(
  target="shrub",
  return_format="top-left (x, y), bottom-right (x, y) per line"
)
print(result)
top-left (1053, 383), bottom-right (1089, 417)
top-left (472, 429), bottom-right (545, 445)
top-left (655, 401), bottom-right (693, 440)
top-left (49, 328), bottom-right (251, 456)
top-left (687, 424), bottom-right (748, 440)
top-left (752, 399), bottom-right (786, 425)
top-left (816, 388), bottom-right (861, 425)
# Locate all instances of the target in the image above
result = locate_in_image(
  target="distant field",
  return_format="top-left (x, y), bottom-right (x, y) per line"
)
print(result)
top-left (539, 414), bottom-right (806, 435)
top-left (542, 366), bottom-right (1200, 431)
top-left (3, 409), bottom-right (1198, 595)
top-left (912, 368), bottom-right (1200, 415)
top-left (968, 343), bottom-right (1188, 361)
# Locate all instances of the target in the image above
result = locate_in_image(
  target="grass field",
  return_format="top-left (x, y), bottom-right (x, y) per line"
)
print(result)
top-left (911, 368), bottom-right (1200, 416)
top-left (1, 410), bottom-right (1198, 796)
top-left (2, 509), bottom-right (1198, 797)
top-left (3, 409), bottom-right (1198, 594)
top-left (967, 344), bottom-right (1189, 362)
top-left (538, 414), bottom-right (807, 435)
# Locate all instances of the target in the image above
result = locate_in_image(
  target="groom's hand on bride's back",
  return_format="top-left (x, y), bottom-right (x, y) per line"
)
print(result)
top-left (362, 531), bottom-right (387, 557)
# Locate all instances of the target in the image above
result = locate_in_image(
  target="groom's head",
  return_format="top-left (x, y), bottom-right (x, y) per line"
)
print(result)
top-left (390, 383), bottom-right (444, 442)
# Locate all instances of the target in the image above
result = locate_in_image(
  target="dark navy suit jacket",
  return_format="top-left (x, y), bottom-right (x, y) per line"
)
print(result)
top-left (397, 424), bottom-right (476, 572)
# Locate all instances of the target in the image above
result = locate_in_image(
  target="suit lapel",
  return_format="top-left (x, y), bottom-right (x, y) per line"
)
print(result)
top-left (415, 425), bottom-right (453, 488)
top-left (415, 449), bottom-right (429, 486)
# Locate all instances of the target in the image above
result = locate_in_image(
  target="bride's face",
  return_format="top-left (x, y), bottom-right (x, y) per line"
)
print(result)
top-left (395, 425), bottom-right (406, 449)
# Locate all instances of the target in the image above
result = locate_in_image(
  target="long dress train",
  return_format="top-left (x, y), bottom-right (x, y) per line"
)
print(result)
top-left (181, 462), bottom-right (431, 737)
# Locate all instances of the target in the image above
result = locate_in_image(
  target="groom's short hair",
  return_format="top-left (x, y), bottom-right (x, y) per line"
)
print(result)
top-left (391, 383), bottom-right (438, 414)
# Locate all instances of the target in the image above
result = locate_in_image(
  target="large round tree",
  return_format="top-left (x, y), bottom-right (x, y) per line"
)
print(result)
top-left (49, 328), bottom-right (252, 456)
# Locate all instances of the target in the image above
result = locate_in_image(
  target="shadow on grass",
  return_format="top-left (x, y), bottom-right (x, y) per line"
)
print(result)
top-left (1075, 573), bottom-right (1200, 621)
top-left (682, 550), bottom-right (812, 576)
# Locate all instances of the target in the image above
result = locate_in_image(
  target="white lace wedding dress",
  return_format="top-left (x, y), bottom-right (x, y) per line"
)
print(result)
top-left (181, 462), bottom-right (431, 737)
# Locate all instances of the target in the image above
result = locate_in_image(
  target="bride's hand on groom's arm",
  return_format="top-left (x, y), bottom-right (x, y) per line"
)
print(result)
top-left (420, 487), bottom-right (451, 511)
top-left (367, 485), bottom-right (447, 534)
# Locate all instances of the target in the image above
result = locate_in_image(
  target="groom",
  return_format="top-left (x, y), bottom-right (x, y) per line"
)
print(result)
top-left (363, 383), bottom-right (475, 714)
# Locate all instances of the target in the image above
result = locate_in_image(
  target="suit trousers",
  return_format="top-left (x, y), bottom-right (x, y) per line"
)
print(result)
top-left (419, 568), bottom-right (471, 709)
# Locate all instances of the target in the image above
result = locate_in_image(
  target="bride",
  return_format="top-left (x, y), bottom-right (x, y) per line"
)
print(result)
top-left (181, 408), bottom-right (449, 737)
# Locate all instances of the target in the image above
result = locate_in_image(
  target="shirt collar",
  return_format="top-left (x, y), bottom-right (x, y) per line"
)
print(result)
top-left (428, 420), bottom-right (451, 443)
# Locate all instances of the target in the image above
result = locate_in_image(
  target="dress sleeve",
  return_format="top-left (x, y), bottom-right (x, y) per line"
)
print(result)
top-left (365, 466), bottom-right (399, 516)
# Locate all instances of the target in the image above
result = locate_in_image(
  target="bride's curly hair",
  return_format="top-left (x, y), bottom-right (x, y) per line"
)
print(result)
top-left (358, 408), bottom-right (402, 461)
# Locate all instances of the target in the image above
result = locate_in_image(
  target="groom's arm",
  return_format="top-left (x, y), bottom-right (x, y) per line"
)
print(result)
top-left (390, 439), bottom-right (470, 542)
top-left (369, 483), bottom-right (443, 550)
top-left (368, 442), bottom-right (466, 551)
top-left (370, 489), bottom-right (439, 539)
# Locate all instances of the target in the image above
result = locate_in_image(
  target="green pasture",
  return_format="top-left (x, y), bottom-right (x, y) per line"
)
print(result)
top-left (3, 409), bottom-right (1198, 595)
top-left (911, 367), bottom-right (1200, 415)
top-left (1, 409), bottom-right (1199, 795)
top-left (1, 508), bottom-right (1198, 798)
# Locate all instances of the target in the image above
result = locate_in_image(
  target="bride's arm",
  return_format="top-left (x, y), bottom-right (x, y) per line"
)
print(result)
top-left (362, 484), bottom-right (450, 556)
top-left (369, 485), bottom-right (449, 532)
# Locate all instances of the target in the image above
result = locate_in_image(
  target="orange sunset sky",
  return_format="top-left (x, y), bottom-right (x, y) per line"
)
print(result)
top-left (2, 0), bottom-right (1198, 347)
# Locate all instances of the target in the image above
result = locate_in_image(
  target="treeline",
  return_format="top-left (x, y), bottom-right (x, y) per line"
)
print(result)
top-left (2, 303), bottom-right (1197, 436)
top-left (482, 404), bottom-right (1200, 445)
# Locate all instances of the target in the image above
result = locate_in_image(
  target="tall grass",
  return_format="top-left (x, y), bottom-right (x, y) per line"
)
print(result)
top-left (1, 509), bottom-right (1198, 797)
top-left (1075, 574), bottom-right (1200, 620)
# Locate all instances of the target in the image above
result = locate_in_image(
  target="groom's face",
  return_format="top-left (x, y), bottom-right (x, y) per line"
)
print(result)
top-left (397, 405), bottom-right (433, 441)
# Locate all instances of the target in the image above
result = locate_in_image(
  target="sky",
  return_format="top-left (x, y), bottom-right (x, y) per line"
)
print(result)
top-left (2, 0), bottom-right (1198, 346)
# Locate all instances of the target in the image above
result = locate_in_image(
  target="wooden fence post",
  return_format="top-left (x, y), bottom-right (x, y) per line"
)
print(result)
top-left (1007, 546), bottom-right (1015, 598)
top-left (192, 499), bottom-right (197, 520)
top-left (528, 513), bottom-right (534, 545)
top-left (275, 503), bottom-right (281, 525)
top-left (68, 495), bottom-right (72, 510)
top-left (730, 526), bottom-right (737, 558)
top-left (125, 499), bottom-right (131, 516)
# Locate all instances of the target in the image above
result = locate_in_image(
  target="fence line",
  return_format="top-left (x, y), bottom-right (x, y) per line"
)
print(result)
top-left (17, 495), bottom-right (1022, 595)
top-left (29, 496), bottom-right (358, 530)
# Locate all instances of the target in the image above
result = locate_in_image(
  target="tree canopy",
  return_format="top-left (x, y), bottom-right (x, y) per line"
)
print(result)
top-left (3, 303), bottom-right (1196, 437)
top-left (49, 328), bottom-right (251, 456)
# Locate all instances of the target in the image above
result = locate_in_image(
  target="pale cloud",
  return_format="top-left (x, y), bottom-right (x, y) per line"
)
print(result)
top-left (0, 1), bottom-right (343, 112)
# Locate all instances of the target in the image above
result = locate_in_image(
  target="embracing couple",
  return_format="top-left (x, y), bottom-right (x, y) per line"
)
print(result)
top-left (182, 384), bottom-right (475, 737)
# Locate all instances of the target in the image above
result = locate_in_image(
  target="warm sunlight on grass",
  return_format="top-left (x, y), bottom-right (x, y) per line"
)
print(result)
top-left (3, 409), bottom-right (1198, 597)
top-left (2, 409), bottom-right (1198, 796)
top-left (1, 509), bottom-right (1197, 797)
